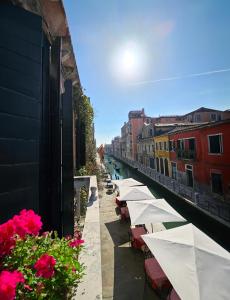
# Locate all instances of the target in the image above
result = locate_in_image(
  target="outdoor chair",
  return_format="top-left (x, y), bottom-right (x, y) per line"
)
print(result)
top-left (129, 226), bottom-right (147, 250)
top-left (120, 206), bottom-right (130, 221)
top-left (115, 197), bottom-right (126, 208)
top-left (144, 258), bottom-right (171, 293)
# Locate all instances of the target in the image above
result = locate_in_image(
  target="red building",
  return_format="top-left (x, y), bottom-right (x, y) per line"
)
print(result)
top-left (169, 120), bottom-right (230, 201)
top-left (121, 109), bottom-right (149, 161)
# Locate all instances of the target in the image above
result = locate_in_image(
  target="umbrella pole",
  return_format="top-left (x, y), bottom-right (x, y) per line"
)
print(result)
top-left (151, 223), bottom-right (153, 233)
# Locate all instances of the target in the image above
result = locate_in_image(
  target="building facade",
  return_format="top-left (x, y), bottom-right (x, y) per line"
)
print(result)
top-left (120, 109), bottom-right (148, 161)
top-left (137, 123), bottom-right (154, 167)
top-left (104, 144), bottom-right (112, 155)
top-left (112, 136), bottom-right (121, 157)
top-left (182, 107), bottom-right (230, 123)
top-left (0, 1), bottom-right (82, 236)
top-left (154, 134), bottom-right (171, 176)
top-left (169, 120), bottom-right (230, 201)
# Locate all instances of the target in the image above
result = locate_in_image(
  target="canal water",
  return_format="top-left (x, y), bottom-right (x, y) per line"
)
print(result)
top-left (104, 155), bottom-right (230, 251)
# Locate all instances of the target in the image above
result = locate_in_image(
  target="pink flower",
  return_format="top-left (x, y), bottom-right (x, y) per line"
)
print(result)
top-left (13, 209), bottom-right (42, 238)
top-left (74, 229), bottom-right (82, 239)
top-left (0, 220), bottom-right (16, 258)
top-left (0, 270), bottom-right (24, 300)
top-left (34, 254), bottom-right (56, 279)
top-left (69, 239), bottom-right (84, 248)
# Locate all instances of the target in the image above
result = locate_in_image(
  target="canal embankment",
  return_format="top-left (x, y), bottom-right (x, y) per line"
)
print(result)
top-left (108, 155), bottom-right (230, 251)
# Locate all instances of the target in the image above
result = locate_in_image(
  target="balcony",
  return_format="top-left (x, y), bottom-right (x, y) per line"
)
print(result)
top-left (176, 149), bottom-right (196, 160)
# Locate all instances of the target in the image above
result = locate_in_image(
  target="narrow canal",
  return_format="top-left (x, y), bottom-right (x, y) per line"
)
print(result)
top-left (105, 155), bottom-right (230, 251)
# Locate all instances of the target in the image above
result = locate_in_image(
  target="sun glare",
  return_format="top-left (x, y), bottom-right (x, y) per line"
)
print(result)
top-left (122, 50), bottom-right (137, 73)
top-left (111, 41), bottom-right (146, 82)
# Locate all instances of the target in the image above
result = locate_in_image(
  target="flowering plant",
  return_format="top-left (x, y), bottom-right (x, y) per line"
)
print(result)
top-left (0, 210), bottom-right (84, 299)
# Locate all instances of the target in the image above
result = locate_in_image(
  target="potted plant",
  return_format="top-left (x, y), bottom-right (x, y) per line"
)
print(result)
top-left (0, 209), bottom-right (84, 299)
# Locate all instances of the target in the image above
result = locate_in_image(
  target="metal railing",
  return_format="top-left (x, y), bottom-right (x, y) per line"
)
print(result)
top-left (113, 154), bottom-right (230, 223)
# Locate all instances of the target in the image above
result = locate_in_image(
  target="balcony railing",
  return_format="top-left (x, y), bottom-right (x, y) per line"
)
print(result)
top-left (176, 149), bottom-right (196, 160)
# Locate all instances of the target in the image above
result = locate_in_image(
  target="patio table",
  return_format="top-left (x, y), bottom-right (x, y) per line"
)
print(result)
top-left (144, 258), bottom-right (171, 291)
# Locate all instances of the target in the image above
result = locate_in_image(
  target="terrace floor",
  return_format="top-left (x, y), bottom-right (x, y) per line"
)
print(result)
top-left (99, 182), bottom-right (159, 300)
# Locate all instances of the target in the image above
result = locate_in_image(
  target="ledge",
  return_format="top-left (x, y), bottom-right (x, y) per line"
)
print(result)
top-left (74, 175), bottom-right (102, 300)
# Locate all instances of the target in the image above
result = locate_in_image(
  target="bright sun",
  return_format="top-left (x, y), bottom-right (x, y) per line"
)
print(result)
top-left (121, 50), bottom-right (137, 73)
top-left (111, 42), bottom-right (146, 82)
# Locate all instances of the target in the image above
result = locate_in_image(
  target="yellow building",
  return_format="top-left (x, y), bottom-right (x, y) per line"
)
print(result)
top-left (154, 133), bottom-right (171, 176)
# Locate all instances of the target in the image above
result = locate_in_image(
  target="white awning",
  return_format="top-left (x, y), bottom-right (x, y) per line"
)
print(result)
top-left (127, 199), bottom-right (185, 225)
top-left (112, 178), bottom-right (144, 189)
top-left (142, 223), bottom-right (230, 300)
top-left (117, 186), bottom-right (155, 201)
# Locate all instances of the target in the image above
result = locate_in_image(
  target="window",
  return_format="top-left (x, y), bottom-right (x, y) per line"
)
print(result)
top-left (171, 162), bottom-right (177, 179)
top-left (159, 142), bottom-right (162, 150)
top-left (195, 114), bottom-right (201, 122)
top-left (169, 140), bottom-right (173, 151)
top-left (166, 141), bottom-right (169, 151)
top-left (164, 141), bottom-right (166, 150)
top-left (177, 140), bottom-right (180, 149)
top-left (177, 139), bottom-right (184, 150)
top-left (156, 142), bottom-right (158, 150)
top-left (208, 134), bottom-right (223, 154)
top-left (211, 173), bottom-right (223, 195)
top-left (210, 113), bottom-right (217, 122)
top-left (164, 159), bottom-right (169, 176)
top-left (173, 141), bottom-right (176, 150)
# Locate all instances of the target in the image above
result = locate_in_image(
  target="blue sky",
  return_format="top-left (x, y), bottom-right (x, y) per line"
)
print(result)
top-left (64, 0), bottom-right (230, 146)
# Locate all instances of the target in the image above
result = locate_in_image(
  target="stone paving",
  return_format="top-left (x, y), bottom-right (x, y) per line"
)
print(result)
top-left (99, 182), bottom-right (159, 300)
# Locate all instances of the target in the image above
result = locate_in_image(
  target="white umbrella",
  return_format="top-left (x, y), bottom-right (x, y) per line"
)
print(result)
top-left (112, 178), bottom-right (143, 189)
top-left (127, 199), bottom-right (185, 226)
top-left (117, 186), bottom-right (155, 201)
top-left (142, 223), bottom-right (230, 300)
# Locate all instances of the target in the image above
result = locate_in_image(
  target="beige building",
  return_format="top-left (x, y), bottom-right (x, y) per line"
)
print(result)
top-left (137, 123), bottom-right (155, 167)
top-left (182, 107), bottom-right (230, 123)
